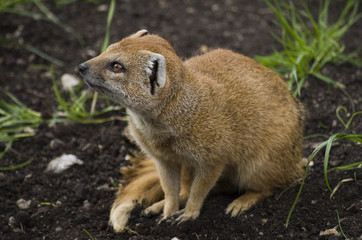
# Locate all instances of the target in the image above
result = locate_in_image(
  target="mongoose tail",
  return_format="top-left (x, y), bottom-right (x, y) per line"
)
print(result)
top-left (109, 154), bottom-right (162, 232)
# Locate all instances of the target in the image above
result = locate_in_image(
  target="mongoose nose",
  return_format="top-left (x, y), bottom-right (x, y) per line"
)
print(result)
top-left (78, 63), bottom-right (88, 75)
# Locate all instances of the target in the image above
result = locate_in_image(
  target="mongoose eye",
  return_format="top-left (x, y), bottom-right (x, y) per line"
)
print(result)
top-left (110, 62), bottom-right (125, 73)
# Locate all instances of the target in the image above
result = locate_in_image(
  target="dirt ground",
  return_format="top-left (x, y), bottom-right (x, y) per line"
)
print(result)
top-left (0, 0), bottom-right (361, 239)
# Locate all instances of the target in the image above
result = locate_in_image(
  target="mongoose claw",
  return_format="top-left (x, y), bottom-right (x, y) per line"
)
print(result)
top-left (156, 214), bottom-right (173, 225)
top-left (169, 209), bottom-right (184, 225)
top-left (225, 203), bottom-right (245, 217)
top-left (174, 209), bottom-right (199, 225)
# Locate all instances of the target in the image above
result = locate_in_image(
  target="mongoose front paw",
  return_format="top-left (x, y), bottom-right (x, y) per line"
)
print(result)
top-left (174, 209), bottom-right (200, 224)
top-left (142, 200), bottom-right (165, 217)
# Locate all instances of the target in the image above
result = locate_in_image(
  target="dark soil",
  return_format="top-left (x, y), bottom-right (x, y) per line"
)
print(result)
top-left (0, 0), bottom-right (361, 239)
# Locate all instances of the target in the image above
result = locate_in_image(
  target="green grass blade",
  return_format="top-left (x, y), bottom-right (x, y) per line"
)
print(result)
top-left (285, 140), bottom-right (328, 227)
top-left (82, 228), bottom-right (95, 240)
top-left (337, 108), bottom-right (362, 130)
top-left (336, 106), bottom-right (348, 129)
top-left (259, 0), bottom-right (361, 97)
top-left (50, 67), bottom-right (68, 112)
top-left (0, 38), bottom-right (64, 66)
top-left (23, 42), bottom-right (64, 66)
top-left (323, 133), bottom-right (362, 193)
top-left (323, 134), bottom-right (339, 192)
top-left (100, 0), bottom-right (116, 53)
top-left (1, 89), bottom-right (25, 108)
top-left (312, 72), bottom-right (355, 113)
top-left (3, 8), bottom-right (47, 20)
top-left (33, 0), bottom-right (84, 45)
top-left (0, 140), bottom-right (13, 159)
top-left (91, 0), bottom-right (116, 113)
top-left (0, 0), bottom-right (33, 12)
top-left (336, 210), bottom-right (348, 239)
top-left (286, 131), bottom-right (361, 227)
top-left (265, 0), bottom-right (304, 46)
top-left (0, 157), bottom-right (34, 171)
top-left (328, 161), bottom-right (362, 172)
top-left (303, 134), bottom-right (329, 140)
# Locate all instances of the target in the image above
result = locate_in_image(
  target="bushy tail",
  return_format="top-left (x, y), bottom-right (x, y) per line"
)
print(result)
top-left (109, 153), bottom-right (163, 232)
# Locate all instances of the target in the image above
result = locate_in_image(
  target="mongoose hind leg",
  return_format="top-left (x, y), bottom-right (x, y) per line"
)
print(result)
top-left (226, 191), bottom-right (272, 217)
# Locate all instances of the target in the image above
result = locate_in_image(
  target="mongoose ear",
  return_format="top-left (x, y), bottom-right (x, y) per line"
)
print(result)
top-left (145, 53), bottom-right (166, 95)
top-left (128, 29), bottom-right (149, 38)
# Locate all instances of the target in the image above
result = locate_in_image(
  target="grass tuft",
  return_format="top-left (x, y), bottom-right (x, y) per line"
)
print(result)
top-left (0, 67), bottom-right (121, 160)
top-left (0, 89), bottom-right (42, 145)
top-left (0, 157), bottom-right (34, 171)
top-left (255, 0), bottom-right (361, 106)
top-left (50, 66), bottom-right (121, 124)
top-left (286, 108), bottom-right (362, 227)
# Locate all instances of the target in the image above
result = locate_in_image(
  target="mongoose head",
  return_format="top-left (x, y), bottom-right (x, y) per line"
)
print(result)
top-left (78, 30), bottom-right (183, 114)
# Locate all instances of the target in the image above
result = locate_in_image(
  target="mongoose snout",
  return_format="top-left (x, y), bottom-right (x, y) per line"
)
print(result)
top-left (78, 62), bottom-right (88, 75)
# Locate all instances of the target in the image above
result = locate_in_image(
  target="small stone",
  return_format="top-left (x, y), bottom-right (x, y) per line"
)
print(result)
top-left (50, 139), bottom-right (64, 150)
top-left (45, 154), bottom-right (83, 174)
top-left (96, 183), bottom-right (115, 191)
top-left (125, 154), bottom-right (131, 161)
top-left (24, 174), bottom-right (32, 181)
top-left (8, 216), bottom-right (17, 229)
top-left (61, 73), bottom-right (80, 90)
top-left (86, 49), bottom-right (97, 58)
top-left (97, 4), bottom-right (108, 12)
top-left (261, 218), bottom-right (268, 225)
top-left (16, 58), bottom-right (26, 65)
top-left (83, 200), bottom-right (91, 209)
top-left (319, 226), bottom-right (340, 237)
top-left (17, 199), bottom-right (32, 210)
top-left (55, 226), bottom-right (62, 232)
top-left (332, 119), bottom-right (337, 127)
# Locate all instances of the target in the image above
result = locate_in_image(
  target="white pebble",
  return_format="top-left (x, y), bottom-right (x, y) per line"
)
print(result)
top-left (45, 154), bottom-right (83, 174)
top-left (17, 199), bottom-right (32, 210)
top-left (61, 73), bottom-right (80, 90)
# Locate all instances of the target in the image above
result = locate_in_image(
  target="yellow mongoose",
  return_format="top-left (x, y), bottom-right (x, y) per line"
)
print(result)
top-left (79, 30), bottom-right (306, 232)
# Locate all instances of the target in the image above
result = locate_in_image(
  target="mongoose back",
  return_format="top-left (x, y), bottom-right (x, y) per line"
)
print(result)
top-left (79, 30), bottom-right (306, 232)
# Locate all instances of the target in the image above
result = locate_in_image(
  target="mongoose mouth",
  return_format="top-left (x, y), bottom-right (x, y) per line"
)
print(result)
top-left (84, 78), bottom-right (111, 95)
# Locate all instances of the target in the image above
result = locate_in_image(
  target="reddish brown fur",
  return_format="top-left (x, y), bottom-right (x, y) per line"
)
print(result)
top-left (79, 30), bottom-right (306, 232)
